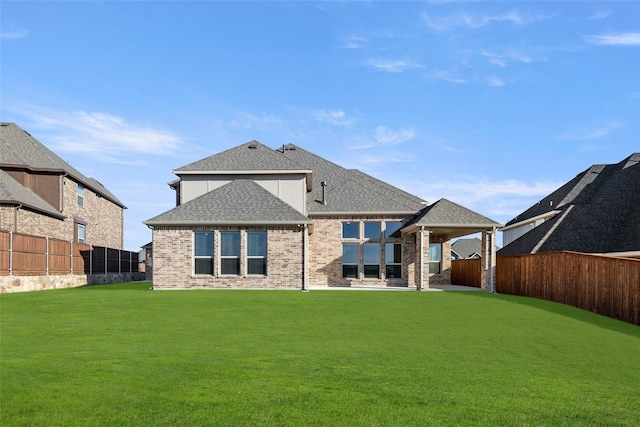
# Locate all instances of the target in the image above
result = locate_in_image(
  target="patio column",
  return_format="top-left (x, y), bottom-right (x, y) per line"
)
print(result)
top-left (417, 227), bottom-right (430, 291)
top-left (481, 228), bottom-right (497, 292)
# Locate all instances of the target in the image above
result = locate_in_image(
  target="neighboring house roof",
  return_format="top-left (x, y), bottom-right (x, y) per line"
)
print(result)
top-left (0, 122), bottom-right (126, 208)
top-left (451, 238), bottom-right (483, 259)
top-left (144, 179), bottom-right (312, 226)
top-left (499, 153), bottom-right (640, 256)
top-left (279, 144), bottom-right (426, 214)
top-left (0, 169), bottom-right (65, 219)
top-left (402, 198), bottom-right (502, 239)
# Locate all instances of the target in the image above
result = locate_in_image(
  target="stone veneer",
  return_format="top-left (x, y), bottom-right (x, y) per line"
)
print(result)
top-left (152, 225), bottom-right (304, 289)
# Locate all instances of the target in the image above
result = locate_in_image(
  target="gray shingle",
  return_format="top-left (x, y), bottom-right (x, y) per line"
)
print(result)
top-left (145, 179), bottom-right (312, 226)
top-left (0, 122), bottom-right (125, 208)
top-left (406, 198), bottom-right (502, 228)
top-left (174, 141), bottom-right (310, 173)
top-left (499, 153), bottom-right (640, 256)
top-left (0, 170), bottom-right (65, 219)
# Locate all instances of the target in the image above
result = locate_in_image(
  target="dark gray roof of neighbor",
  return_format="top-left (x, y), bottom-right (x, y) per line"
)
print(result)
top-left (174, 140), bottom-right (311, 173)
top-left (405, 198), bottom-right (502, 229)
top-left (0, 122), bottom-right (125, 208)
top-left (145, 179), bottom-right (312, 226)
top-left (280, 144), bottom-right (426, 214)
top-left (451, 238), bottom-right (483, 259)
top-left (499, 153), bottom-right (640, 256)
top-left (0, 169), bottom-right (65, 219)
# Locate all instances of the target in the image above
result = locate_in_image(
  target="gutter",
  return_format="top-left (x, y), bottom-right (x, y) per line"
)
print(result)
top-left (501, 210), bottom-right (561, 232)
top-left (144, 219), bottom-right (314, 227)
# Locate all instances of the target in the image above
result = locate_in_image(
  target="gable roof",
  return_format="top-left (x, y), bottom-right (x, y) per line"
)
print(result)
top-left (280, 144), bottom-right (426, 214)
top-left (0, 122), bottom-right (125, 208)
top-left (144, 179), bottom-right (312, 226)
top-left (0, 169), bottom-right (65, 219)
top-left (174, 141), bottom-right (311, 174)
top-left (402, 198), bottom-right (502, 239)
top-left (499, 153), bottom-right (640, 256)
top-left (451, 238), bottom-right (483, 259)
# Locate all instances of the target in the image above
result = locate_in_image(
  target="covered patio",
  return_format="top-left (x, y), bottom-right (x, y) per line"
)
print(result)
top-left (400, 199), bottom-right (502, 291)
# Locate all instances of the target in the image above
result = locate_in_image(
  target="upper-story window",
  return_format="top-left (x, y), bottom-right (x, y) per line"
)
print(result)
top-left (385, 221), bottom-right (402, 238)
top-left (77, 185), bottom-right (84, 207)
top-left (364, 222), bottom-right (381, 240)
top-left (342, 222), bottom-right (359, 239)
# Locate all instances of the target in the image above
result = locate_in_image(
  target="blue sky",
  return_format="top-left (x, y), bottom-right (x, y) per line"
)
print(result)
top-left (1, 1), bottom-right (639, 250)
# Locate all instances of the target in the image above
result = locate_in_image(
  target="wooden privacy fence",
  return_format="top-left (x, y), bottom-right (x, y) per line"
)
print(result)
top-left (0, 230), bottom-right (139, 276)
top-left (497, 252), bottom-right (640, 325)
top-left (451, 259), bottom-right (482, 288)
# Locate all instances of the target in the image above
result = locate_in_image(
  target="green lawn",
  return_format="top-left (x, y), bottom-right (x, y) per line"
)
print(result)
top-left (1, 282), bottom-right (639, 426)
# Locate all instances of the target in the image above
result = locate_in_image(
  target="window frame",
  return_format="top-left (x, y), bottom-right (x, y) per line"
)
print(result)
top-left (220, 231), bottom-right (241, 276)
top-left (385, 243), bottom-right (402, 279)
top-left (193, 231), bottom-right (214, 275)
top-left (77, 223), bottom-right (86, 244)
top-left (342, 222), bottom-right (359, 239)
top-left (364, 221), bottom-right (381, 240)
top-left (342, 243), bottom-right (359, 279)
top-left (429, 243), bottom-right (442, 275)
top-left (246, 231), bottom-right (267, 276)
top-left (363, 242), bottom-right (380, 279)
top-left (77, 184), bottom-right (84, 207)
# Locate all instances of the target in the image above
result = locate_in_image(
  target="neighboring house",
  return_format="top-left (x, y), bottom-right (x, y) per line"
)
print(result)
top-left (0, 122), bottom-right (126, 249)
top-left (145, 141), bottom-right (501, 290)
top-left (452, 238), bottom-right (482, 260)
top-left (499, 153), bottom-right (640, 258)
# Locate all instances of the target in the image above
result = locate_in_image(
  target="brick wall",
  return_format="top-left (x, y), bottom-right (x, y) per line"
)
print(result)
top-left (152, 225), bottom-right (304, 289)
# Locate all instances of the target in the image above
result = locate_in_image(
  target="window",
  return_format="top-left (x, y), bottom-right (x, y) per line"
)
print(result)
top-left (364, 222), bottom-right (381, 240)
top-left (385, 221), bottom-right (402, 238)
top-left (194, 232), bottom-right (214, 275)
top-left (247, 231), bottom-right (267, 275)
top-left (342, 222), bottom-right (359, 239)
top-left (363, 243), bottom-right (380, 279)
top-left (429, 243), bottom-right (442, 274)
top-left (221, 232), bottom-right (240, 275)
top-left (77, 185), bottom-right (84, 207)
top-left (342, 243), bottom-right (358, 278)
top-left (77, 224), bottom-right (86, 244)
top-left (385, 243), bottom-right (402, 279)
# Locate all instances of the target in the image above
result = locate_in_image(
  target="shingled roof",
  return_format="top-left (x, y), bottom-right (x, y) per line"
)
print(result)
top-left (0, 169), bottom-right (65, 219)
top-left (499, 153), bottom-right (640, 256)
top-left (0, 122), bottom-right (125, 208)
top-left (144, 179), bottom-right (312, 226)
top-left (402, 198), bottom-right (502, 239)
top-left (280, 144), bottom-right (426, 214)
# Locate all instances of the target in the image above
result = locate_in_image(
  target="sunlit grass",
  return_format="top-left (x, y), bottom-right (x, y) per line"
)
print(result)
top-left (1, 282), bottom-right (639, 426)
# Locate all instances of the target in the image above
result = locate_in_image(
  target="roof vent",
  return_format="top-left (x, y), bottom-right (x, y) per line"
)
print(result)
top-left (248, 144), bottom-right (258, 149)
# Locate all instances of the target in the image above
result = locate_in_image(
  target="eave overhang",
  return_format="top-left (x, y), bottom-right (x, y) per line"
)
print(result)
top-left (501, 210), bottom-right (561, 232)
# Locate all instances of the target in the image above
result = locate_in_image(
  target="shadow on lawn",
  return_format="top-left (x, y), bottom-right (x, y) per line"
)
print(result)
top-left (464, 291), bottom-right (640, 338)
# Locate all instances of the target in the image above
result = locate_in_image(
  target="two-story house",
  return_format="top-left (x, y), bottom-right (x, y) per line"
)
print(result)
top-left (145, 141), bottom-right (501, 290)
top-left (0, 122), bottom-right (126, 249)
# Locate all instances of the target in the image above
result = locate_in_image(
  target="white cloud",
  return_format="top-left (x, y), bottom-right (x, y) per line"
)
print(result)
top-left (431, 70), bottom-right (468, 84)
top-left (479, 49), bottom-right (536, 67)
top-left (422, 10), bottom-right (550, 32)
top-left (588, 10), bottom-right (612, 20)
top-left (0, 25), bottom-right (28, 40)
top-left (556, 121), bottom-right (621, 140)
top-left (585, 32), bottom-right (640, 46)
top-left (340, 35), bottom-right (367, 49)
top-left (314, 110), bottom-right (356, 126)
top-left (485, 76), bottom-right (506, 87)
top-left (365, 58), bottom-right (424, 73)
top-left (373, 126), bottom-right (415, 145)
top-left (21, 108), bottom-right (182, 164)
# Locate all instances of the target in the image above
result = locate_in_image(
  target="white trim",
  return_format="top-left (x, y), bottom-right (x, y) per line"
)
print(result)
top-left (500, 210), bottom-right (561, 232)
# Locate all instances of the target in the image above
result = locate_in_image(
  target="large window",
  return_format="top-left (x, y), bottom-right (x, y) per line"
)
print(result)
top-left (247, 231), bottom-right (267, 275)
top-left (429, 243), bottom-right (442, 274)
top-left (385, 243), bottom-right (402, 279)
top-left (342, 243), bottom-right (358, 278)
top-left (364, 222), bottom-right (381, 239)
top-left (221, 232), bottom-right (240, 275)
top-left (342, 222), bottom-right (359, 239)
top-left (385, 221), bottom-right (402, 238)
top-left (194, 232), bottom-right (214, 275)
top-left (77, 185), bottom-right (84, 207)
top-left (363, 243), bottom-right (380, 279)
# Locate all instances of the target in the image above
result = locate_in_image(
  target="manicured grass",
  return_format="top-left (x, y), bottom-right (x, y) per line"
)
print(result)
top-left (1, 282), bottom-right (639, 426)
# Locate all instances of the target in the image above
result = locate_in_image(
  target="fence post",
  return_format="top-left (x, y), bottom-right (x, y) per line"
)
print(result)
top-left (118, 249), bottom-right (121, 274)
top-left (9, 231), bottom-right (13, 276)
top-left (70, 240), bottom-right (73, 275)
top-left (46, 237), bottom-right (49, 275)
top-left (90, 246), bottom-right (93, 275)
top-left (129, 251), bottom-right (132, 274)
